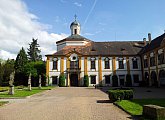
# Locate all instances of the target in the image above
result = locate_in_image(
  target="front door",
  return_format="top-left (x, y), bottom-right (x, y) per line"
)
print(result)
top-left (70, 74), bottom-right (78, 86)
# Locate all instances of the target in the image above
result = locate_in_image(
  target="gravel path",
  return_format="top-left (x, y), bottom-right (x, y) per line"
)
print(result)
top-left (0, 87), bottom-right (131, 120)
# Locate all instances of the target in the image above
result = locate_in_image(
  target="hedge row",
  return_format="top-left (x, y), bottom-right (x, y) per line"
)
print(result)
top-left (108, 89), bottom-right (134, 102)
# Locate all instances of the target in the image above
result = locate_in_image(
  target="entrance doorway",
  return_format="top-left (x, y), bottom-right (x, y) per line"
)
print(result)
top-left (70, 74), bottom-right (78, 86)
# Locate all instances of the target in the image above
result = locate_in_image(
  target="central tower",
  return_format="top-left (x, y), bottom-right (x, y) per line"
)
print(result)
top-left (70, 15), bottom-right (81, 35)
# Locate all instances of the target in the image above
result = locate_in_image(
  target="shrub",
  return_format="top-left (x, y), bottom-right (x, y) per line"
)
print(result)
top-left (59, 74), bottom-right (65, 87)
top-left (84, 75), bottom-right (89, 87)
top-left (123, 90), bottom-right (134, 100)
top-left (108, 90), bottom-right (125, 102)
top-left (112, 75), bottom-right (118, 87)
top-left (125, 74), bottom-right (132, 87)
top-left (0, 87), bottom-right (8, 92)
top-left (108, 89), bottom-right (134, 102)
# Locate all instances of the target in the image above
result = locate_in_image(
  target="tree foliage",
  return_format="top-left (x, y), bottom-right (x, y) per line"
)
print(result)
top-left (14, 47), bottom-right (28, 73)
top-left (27, 38), bottom-right (42, 61)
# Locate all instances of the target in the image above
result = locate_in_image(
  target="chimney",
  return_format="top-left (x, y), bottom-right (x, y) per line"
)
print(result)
top-left (143, 38), bottom-right (147, 46)
top-left (148, 33), bottom-right (151, 44)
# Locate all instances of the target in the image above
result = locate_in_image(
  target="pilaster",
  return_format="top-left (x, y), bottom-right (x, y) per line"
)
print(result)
top-left (112, 57), bottom-right (116, 75)
top-left (126, 57), bottom-right (130, 74)
top-left (84, 57), bottom-right (87, 75)
top-left (98, 56), bottom-right (102, 84)
top-left (46, 57), bottom-right (50, 77)
top-left (60, 57), bottom-right (64, 74)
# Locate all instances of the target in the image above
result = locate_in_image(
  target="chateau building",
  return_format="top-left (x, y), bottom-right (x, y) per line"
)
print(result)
top-left (45, 18), bottom-right (165, 87)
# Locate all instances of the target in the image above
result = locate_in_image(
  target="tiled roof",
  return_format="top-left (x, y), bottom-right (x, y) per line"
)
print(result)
top-left (141, 33), bottom-right (165, 53)
top-left (50, 41), bottom-right (145, 56)
top-left (56, 34), bottom-right (92, 44)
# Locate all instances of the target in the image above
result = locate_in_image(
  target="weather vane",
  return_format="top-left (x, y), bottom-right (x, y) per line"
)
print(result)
top-left (74, 14), bottom-right (77, 21)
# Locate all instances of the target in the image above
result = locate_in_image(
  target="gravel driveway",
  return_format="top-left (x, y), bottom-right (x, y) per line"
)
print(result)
top-left (0, 87), bottom-right (131, 120)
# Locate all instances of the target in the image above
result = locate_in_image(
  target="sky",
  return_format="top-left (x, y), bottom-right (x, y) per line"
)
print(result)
top-left (1, 0), bottom-right (165, 60)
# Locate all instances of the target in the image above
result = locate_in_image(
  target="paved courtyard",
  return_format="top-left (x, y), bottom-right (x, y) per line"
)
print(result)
top-left (0, 87), bottom-right (131, 120)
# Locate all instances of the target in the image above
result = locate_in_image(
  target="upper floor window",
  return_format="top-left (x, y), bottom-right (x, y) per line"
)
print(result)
top-left (158, 52), bottom-right (164, 65)
top-left (104, 58), bottom-right (110, 69)
top-left (118, 58), bottom-right (124, 69)
top-left (90, 57), bottom-right (96, 69)
top-left (144, 59), bottom-right (148, 68)
top-left (70, 61), bottom-right (79, 69)
top-left (150, 56), bottom-right (155, 67)
top-left (53, 58), bottom-right (58, 70)
top-left (132, 57), bottom-right (138, 69)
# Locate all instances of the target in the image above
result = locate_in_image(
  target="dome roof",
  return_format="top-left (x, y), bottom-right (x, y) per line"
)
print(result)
top-left (70, 20), bottom-right (80, 28)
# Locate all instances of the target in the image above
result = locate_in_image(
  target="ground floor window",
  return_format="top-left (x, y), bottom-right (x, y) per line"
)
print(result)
top-left (91, 75), bottom-right (96, 84)
top-left (105, 75), bottom-right (111, 84)
top-left (133, 75), bottom-right (139, 83)
top-left (52, 76), bottom-right (58, 85)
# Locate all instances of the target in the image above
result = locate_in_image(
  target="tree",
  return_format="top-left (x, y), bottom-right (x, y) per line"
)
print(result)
top-left (14, 47), bottom-right (28, 73)
top-left (2, 59), bottom-right (15, 86)
top-left (27, 38), bottom-right (42, 61)
top-left (0, 62), bottom-right (4, 86)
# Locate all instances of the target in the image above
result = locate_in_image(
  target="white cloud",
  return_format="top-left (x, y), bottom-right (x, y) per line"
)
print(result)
top-left (0, 0), bottom-right (67, 60)
top-left (74, 2), bottom-right (82, 7)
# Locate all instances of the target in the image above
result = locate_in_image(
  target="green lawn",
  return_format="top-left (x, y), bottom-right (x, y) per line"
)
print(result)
top-left (0, 101), bottom-right (8, 106)
top-left (115, 99), bottom-right (165, 116)
top-left (0, 86), bottom-right (55, 98)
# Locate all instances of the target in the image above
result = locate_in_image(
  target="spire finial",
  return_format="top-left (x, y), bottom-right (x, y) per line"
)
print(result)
top-left (74, 14), bottom-right (77, 21)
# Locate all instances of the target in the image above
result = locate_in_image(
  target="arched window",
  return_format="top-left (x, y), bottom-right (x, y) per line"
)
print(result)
top-left (90, 57), bottom-right (96, 69)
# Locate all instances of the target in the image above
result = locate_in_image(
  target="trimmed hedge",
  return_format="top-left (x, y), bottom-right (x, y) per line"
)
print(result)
top-left (59, 74), bottom-right (65, 87)
top-left (108, 89), bottom-right (134, 102)
top-left (112, 75), bottom-right (118, 87)
top-left (84, 75), bottom-right (89, 87)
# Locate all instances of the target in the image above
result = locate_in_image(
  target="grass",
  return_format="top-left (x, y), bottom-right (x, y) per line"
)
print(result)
top-left (0, 101), bottom-right (8, 106)
top-left (0, 86), bottom-right (55, 98)
top-left (115, 99), bottom-right (165, 116)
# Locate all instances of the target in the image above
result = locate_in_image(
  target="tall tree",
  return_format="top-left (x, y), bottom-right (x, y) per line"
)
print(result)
top-left (15, 47), bottom-right (28, 73)
top-left (27, 38), bottom-right (42, 61)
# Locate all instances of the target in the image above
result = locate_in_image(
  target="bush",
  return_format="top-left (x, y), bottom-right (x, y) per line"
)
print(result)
top-left (125, 74), bottom-right (132, 87)
top-left (108, 90), bottom-right (125, 102)
top-left (108, 89), bottom-right (134, 102)
top-left (112, 75), bottom-right (118, 87)
top-left (59, 74), bottom-right (65, 87)
top-left (84, 75), bottom-right (89, 87)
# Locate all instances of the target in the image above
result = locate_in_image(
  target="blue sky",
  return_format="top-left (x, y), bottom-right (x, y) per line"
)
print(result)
top-left (0, 0), bottom-right (165, 59)
top-left (23, 0), bottom-right (165, 41)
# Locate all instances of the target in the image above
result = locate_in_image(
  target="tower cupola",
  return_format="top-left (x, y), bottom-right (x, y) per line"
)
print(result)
top-left (70, 15), bottom-right (81, 35)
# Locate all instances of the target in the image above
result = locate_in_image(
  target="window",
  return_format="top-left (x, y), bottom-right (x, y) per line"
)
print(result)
top-left (105, 75), bottom-right (111, 84)
top-left (70, 61), bottom-right (79, 69)
top-left (132, 59), bottom-right (138, 69)
top-left (150, 57), bottom-right (155, 66)
top-left (158, 53), bottom-right (164, 65)
top-left (53, 60), bottom-right (57, 70)
top-left (133, 75), bottom-right (139, 83)
top-left (52, 76), bottom-right (58, 85)
top-left (91, 76), bottom-right (96, 84)
top-left (119, 60), bottom-right (124, 69)
top-left (90, 58), bottom-right (96, 69)
top-left (74, 29), bottom-right (77, 34)
top-left (104, 58), bottom-right (110, 69)
top-left (144, 59), bottom-right (148, 68)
